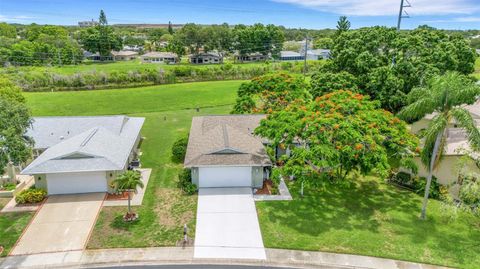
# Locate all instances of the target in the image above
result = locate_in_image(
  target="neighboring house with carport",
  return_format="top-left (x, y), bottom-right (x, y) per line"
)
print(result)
top-left (280, 51), bottom-right (304, 61)
top-left (306, 49), bottom-right (331, 60)
top-left (141, 52), bottom-right (179, 64)
top-left (184, 115), bottom-right (271, 188)
top-left (406, 101), bottom-right (480, 188)
top-left (112, 50), bottom-right (138, 61)
top-left (190, 52), bottom-right (223, 64)
top-left (21, 116), bottom-right (144, 195)
top-left (234, 53), bottom-right (268, 63)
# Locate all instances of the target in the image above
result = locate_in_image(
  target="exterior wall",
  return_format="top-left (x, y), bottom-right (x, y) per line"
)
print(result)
top-left (34, 174), bottom-right (47, 190)
top-left (141, 57), bottom-right (177, 64)
top-left (251, 166), bottom-right (264, 188)
top-left (191, 167), bottom-right (199, 187)
top-left (410, 155), bottom-right (480, 185)
top-left (191, 56), bottom-right (222, 64)
top-left (106, 170), bottom-right (124, 193)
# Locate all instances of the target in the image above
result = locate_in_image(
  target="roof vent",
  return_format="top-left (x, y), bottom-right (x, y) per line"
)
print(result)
top-left (59, 136), bottom-right (64, 140)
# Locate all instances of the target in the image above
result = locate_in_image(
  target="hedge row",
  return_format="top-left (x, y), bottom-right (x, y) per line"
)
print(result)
top-left (7, 61), bottom-right (323, 92)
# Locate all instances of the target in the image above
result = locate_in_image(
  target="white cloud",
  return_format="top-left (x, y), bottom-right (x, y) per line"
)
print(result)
top-left (0, 15), bottom-right (36, 23)
top-left (272, 0), bottom-right (479, 16)
top-left (424, 16), bottom-right (480, 23)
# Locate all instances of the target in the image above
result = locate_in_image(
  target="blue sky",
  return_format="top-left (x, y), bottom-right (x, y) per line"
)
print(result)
top-left (0, 0), bottom-right (479, 29)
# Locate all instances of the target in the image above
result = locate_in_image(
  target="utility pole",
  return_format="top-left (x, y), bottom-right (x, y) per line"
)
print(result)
top-left (303, 34), bottom-right (308, 76)
top-left (393, 0), bottom-right (411, 66)
top-left (397, 0), bottom-right (411, 31)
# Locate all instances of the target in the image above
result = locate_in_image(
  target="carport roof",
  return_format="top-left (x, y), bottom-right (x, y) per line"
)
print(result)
top-left (184, 115), bottom-right (271, 167)
top-left (22, 116), bottom-right (144, 174)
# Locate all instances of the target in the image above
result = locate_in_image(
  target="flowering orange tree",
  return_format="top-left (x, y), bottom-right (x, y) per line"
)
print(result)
top-left (231, 73), bottom-right (311, 114)
top-left (255, 90), bottom-right (418, 182)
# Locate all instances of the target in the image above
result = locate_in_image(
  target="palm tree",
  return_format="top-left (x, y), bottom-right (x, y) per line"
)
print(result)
top-left (112, 170), bottom-right (144, 216)
top-left (398, 72), bottom-right (480, 219)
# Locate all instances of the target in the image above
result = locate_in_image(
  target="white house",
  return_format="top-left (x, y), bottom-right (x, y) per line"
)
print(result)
top-left (184, 115), bottom-right (271, 189)
top-left (280, 51), bottom-right (304, 61)
top-left (22, 116), bottom-right (144, 195)
top-left (306, 49), bottom-right (331, 60)
top-left (140, 52), bottom-right (178, 64)
top-left (111, 50), bottom-right (139, 61)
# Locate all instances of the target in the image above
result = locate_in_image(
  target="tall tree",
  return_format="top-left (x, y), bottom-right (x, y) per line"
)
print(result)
top-left (335, 16), bottom-right (350, 36)
top-left (255, 90), bottom-right (417, 183)
top-left (80, 10), bottom-right (122, 59)
top-left (168, 21), bottom-right (174, 35)
top-left (0, 78), bottom-right (32, 173)
top-left (398, 72), bottom-right (480, 219)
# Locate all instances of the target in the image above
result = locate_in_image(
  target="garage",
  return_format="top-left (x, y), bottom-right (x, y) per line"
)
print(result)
top-left (46, 171), bottom-right (108, 195)
top-left (199, 166), bottom-right (252, 188)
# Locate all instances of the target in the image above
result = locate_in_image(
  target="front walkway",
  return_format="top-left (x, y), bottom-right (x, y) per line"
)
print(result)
top-left (194, 188), bottom-right (266, 260)
top-left (0, 247), bottom-right (452, 269)
top-left (10, 193), bottom-right (105, 255)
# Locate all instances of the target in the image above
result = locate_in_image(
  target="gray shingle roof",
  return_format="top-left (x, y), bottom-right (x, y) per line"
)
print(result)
top-left (22, 116), bottom-right (144, 174)
top-left (184, 115), bottom-right (271, 167)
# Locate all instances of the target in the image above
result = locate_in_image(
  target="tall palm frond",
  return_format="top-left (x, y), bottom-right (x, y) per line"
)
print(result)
top-left (451, 107), bottom-right (480, 151)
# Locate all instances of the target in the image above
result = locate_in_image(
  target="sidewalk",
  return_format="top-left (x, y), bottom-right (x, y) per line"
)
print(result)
top-left (0, 247), bottom-right (451, 269)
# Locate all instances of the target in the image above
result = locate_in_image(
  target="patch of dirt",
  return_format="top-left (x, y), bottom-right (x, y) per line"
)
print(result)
top-left (154, 188), bottom-right (196, 228)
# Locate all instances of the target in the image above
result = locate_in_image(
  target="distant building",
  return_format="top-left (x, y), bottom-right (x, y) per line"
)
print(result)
top-left (235, 53), bottom-right (268, 63)
top-left (78, 20), bottom-right (98, 27)
top-left (111, 50), bottom-right (139, 61)
top-left (306, 49), bottom-right (331, 60)
top-left (83, 51), bottom-right (112, 62)
top-left (123, 45), bottom-right (144, 52)
top-left (280, 51), bottom-right (304, 61)
top-left (140, 52), bottom-right (178, 64)
top-left (190, 52), bottom-right (223, 64)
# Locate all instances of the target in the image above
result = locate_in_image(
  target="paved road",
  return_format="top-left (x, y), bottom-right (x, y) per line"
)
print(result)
top-left (11, 193), bottom-right (104, 255)
top-left (194, 188), bottom-right (266, 260)
top-left (95, 265), bottom-right (300, 269)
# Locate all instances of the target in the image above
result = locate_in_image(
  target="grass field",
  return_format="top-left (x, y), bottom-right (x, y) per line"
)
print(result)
top-left (0, 198), bottom-right (34, 257)
top-left (257, 177), bottom-right (480, 269)
top-left (19, 79), bottom-right (480, 267)
top-left (24, 81), bottom-right (240, 249)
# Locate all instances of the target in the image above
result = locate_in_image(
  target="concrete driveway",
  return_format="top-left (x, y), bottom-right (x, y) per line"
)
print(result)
top-left (11, 193), bottom-right (105, 255)
top-left (194, 188), bottom-right (266, 260)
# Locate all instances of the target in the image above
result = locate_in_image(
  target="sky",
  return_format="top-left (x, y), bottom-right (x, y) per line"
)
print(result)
top-left (0, 0), bottom-right (479, 30)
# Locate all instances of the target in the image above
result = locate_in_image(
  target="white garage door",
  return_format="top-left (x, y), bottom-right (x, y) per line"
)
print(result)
top-left (47, 171), bottom-right (108, 195)
top-left (199, 166), bottom-right (252, 188)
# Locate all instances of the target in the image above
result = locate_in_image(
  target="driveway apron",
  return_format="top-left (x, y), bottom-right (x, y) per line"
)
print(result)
top-left (194, 187), bottom-right (266, 260)
top-left (10, 193), bottom-right (104, 255)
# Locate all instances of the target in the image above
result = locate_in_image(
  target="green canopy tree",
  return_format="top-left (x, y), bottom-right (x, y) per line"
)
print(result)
top-left (255, 90), bottom-right (418, 184)
top-left (80, 10), bottom-right (122, 59)
top-left (112, 170), bottom-right (144, 218)
top-left (0, 78), bottom-right (32, 173)
top-left (310, 71), bottom-right (358, 98)
top-left (335, 16), bottom-right (350, 37)
top-left (232, 73), bottom-right (311, 114)
top-left (398, 72), bottom-right (480, 219)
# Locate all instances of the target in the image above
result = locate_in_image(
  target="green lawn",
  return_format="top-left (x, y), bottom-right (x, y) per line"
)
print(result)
top-left (257, 176), bottom-right (480, 269)
top-left (24, 81), bottom-right (237, 249)
top-left (1, 198), bottom-right (35, 257)
top-left (0, 196), bottom-right (33, 257)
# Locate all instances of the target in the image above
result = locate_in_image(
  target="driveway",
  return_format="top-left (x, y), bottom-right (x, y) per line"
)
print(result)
top-left (194, 188), bottom-right (266, 260)
top-left (10, 193), bottom-right (104, 255)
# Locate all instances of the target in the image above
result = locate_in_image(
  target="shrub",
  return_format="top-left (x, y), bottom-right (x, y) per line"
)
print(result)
top-left (177, 168), bottom-right (197, 195)
top-left (412, 176), bottom-right (441, 199)
top-left (394, 171), bottom-right (411, 185)
top-left (171, 134), bottom-right (189, 163)
top-left (15, 188), bottom-right (47, 204)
